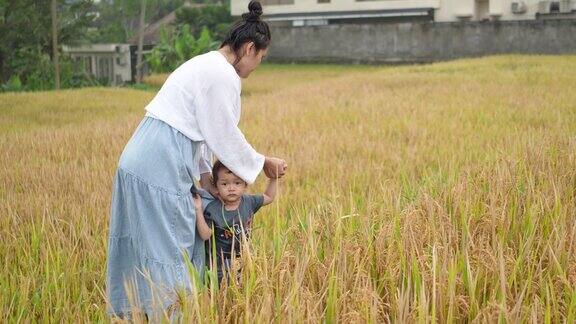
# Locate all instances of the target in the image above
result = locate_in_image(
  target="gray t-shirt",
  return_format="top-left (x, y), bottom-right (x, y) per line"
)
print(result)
top-left (204, 194), bottom-right (264, 261)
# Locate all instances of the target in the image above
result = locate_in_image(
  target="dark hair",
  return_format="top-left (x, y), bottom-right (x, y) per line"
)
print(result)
top-left (212, 160), bottom-right (243, 184)
top-left (220, 1), bottom-right (271, 65)
top-left (212, 160), bottom-right (226, 184)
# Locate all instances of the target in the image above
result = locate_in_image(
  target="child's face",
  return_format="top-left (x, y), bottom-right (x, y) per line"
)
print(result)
top-left (215, 168), bottom-right (247, 204)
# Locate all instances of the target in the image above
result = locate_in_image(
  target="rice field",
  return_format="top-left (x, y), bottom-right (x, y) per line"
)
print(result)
top-left (1, 55), bottom-right (576, 322)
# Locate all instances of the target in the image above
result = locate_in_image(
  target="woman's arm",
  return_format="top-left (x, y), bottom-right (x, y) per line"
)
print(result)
top-left (262, 178), bottom-right (278, 206)
top-left (193, 194), bottom-right (213, 240)
top-left (196, 82), bottom-right (288, 183)
top-left (196, 82), bottom-right (264, 184)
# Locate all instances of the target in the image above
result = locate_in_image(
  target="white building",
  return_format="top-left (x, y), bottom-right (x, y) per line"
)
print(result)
top-left (62, 44), bottom-right (132, 86)
top-left (231, 0), bottom-right (576, 25)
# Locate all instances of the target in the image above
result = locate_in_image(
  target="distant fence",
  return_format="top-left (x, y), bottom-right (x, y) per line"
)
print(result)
top-left (267, 19), bottom-right (576, 63)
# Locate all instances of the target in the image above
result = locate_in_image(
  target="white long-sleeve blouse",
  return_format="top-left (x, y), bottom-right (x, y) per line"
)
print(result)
top-left (144, 50), bottom-right (264, 184)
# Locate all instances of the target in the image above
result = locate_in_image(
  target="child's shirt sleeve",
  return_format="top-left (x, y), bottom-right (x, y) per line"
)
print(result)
top-left (246, 194), bottom-right (265, 214)
top-left (203, 208), bottom-right (214, 228)
top-left (202, 200), bottom-right (217, 229)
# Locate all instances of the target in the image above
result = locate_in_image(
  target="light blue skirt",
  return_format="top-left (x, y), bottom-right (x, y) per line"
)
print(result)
top-left (106, 117), bottom-right (206, 317)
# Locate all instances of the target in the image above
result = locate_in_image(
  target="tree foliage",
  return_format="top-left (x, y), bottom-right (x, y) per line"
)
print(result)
top-left (0, 0), bottom-right (96, 90)
top-left (175, 3), bottom-right (232, 41)
top-left (0, 0), bottom-right (234, 90)
top-left (146, 24), bottom-right (218, 73)
top-left (87, 0), bottom-right (186, 43)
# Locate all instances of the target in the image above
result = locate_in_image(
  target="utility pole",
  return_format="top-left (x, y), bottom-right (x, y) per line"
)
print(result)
top-left (51, 0), bottom-right (60, 89)
top-left (136, 0), bottom-right (147, 83)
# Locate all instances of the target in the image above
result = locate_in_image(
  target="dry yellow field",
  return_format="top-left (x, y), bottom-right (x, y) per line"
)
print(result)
top-left (1, 55), bottom-right (576, 322)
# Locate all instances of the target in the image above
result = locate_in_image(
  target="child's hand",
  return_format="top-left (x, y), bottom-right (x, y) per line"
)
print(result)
top-left (193, 193), bottom-right (203, 211)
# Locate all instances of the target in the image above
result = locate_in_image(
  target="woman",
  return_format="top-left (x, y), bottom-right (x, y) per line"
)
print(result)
top-left (106, 1), bottom-right (286, 317)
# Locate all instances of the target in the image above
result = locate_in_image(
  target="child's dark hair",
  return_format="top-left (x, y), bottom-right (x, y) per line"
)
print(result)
top-left (220, 1), bottom-right (271, 65)
top-left (212, 160), bottom-right (235, 184)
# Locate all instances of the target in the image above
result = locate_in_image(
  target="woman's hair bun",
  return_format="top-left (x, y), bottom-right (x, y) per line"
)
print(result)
top-left (242, 1), bottom-right (263, 22)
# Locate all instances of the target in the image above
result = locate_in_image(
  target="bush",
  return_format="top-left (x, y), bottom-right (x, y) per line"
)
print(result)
top-left (2, 75), bottom-right (23, 92)
top-left (146, 24), bottom-right (218, 74)
top-left (1, 48), bottom-right (102, 92)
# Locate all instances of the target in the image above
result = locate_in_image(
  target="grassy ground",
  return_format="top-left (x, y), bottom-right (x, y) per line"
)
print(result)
top-left (1, 55), bottom-right (575, 322)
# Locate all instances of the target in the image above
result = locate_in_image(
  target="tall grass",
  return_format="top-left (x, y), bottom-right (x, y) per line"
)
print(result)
top-left (1, 55), bottom-right (575, 322)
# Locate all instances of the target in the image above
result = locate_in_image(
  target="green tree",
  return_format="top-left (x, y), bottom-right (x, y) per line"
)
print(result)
top-left (87, 0), bottom-right (185, 43)
top-left (175, 3), bottom-right (232, 41)
top-left (0, 0), bottom-right (95, 89)
top-left (146, 25), bottom-right (218, 73)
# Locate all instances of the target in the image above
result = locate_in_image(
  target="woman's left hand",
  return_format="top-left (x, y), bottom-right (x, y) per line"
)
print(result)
top-left (264, 157), bottom-right (288, 179)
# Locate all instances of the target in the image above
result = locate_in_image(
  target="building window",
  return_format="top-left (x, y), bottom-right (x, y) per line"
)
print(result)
top-left (259, 0), bottom-right (294, 5)
top-left (318, 0), bottom-right (330, 3)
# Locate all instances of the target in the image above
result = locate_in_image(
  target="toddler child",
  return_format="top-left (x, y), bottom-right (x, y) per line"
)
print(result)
top-left (192, 160), bottom-right (277, 284)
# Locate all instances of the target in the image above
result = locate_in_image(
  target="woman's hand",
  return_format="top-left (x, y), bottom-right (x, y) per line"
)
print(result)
top-left (264, 157), bottom-right (288, 179)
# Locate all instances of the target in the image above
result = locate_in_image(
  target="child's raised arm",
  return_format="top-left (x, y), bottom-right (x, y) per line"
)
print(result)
top-left (262, 178), bottom-right (278, 206)
top-left (193, 194), bottom-right (213, 240)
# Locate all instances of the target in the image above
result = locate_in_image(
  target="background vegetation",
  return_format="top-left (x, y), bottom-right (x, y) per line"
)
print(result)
top-left (0, 0), bottom-right (231, 91)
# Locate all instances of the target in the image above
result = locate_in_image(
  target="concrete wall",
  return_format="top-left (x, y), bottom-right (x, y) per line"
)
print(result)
top-left (266, 19), bottom-right (576, 63)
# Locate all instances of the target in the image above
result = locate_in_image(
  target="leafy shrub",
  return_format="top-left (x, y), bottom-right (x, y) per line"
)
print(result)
top-left (146, 24), bottom-right (218, 73)
top-left (1, 49), bottom-right (102, 92)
